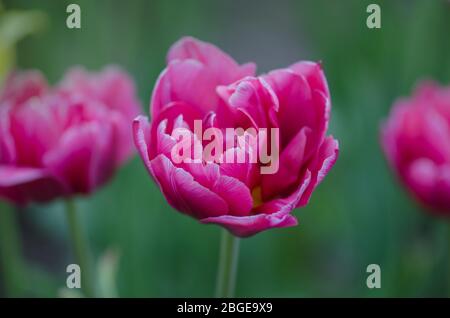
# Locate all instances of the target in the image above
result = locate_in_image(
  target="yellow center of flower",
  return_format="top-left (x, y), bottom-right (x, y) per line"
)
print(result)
top-left (251, 186), bottom-right (263, 208)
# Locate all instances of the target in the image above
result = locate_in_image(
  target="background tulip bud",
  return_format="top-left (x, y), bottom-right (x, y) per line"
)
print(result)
top-left (381, 82), bottom-right (450, 216)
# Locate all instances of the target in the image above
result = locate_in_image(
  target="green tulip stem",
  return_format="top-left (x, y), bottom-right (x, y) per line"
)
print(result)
top-left (0, 202), bottom-right (25, 297)
top-left (64, 199), bottom-right (95, 298)
top-left (215, 229), bottom-right (240, 298)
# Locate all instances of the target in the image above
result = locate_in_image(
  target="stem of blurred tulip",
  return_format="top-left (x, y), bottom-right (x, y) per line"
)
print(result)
top-left (0, 202), bottom-right (25, 297)
top-left (448, 224), bottom-right (450, 298)
top-left (215, 230), bottom-right (240, 298)
top-left (64, 199), bottom-right (95, 298)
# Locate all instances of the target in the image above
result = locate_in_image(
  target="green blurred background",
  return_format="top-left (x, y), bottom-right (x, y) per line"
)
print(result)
top-left (1, 0), bottom-right (450, 297)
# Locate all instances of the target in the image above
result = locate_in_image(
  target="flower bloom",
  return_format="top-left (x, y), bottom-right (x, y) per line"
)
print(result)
top-left (0, 67), bottom-right (141, 204)
top-left (381, 82), bottom-right (450, 216)
top-left (134, 37), bottom-right (338, 237)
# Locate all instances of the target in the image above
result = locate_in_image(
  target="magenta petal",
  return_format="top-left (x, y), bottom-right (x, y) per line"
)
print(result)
top-left (182, 162), bottom-right (220, 188)
top-left (289, 61), bottom-right (330, 98)
top-left (298, 136), bottom-right (339, 207)
top-left (0, 70), bottom-right (48, 107)
top-left (58, 66), bottom-right (140, 163)
top-left (405, 159), bottom-right (450, 213)
top-left (257, 169), bottom-right (312, 214)
top-left (44, 122), bottom-right (116, 194)
top-left (180, 161), bottom-right (253, 217)
top-left (9, 99), bottom-right (61, 166)
top-left (382, 101), bottom-right (450, 169)
top-left (220, 147), bottom-right (260, 188)
top-left (59, 66), bottom-right (141, 119)
top-left (264, 69), bottom-right (329, 147)
top-left (149, 101), bottom-right (203, 159)
top-left (201, 212), bottom-right (297, 238)
top-left (0, 108), bottom-right (15, 164)
top-left (133, 115), bottom-right (153, 176)
top-left (149, 154), bottom-right (229, 219)
top-left (211, 175), bottom-right (253, 217)
top-left (261, 126), bottom-right (311, 199)
top-left (0, 166), bottom-right (65, 204)
top-left (151, 60), bottom-right (219, 117)
top-left (202, 171), bottom-right (312, 237)
top-left (167, 36), bottom-right (256, 84)
top-left (225, 77), bottom-right (279, 129)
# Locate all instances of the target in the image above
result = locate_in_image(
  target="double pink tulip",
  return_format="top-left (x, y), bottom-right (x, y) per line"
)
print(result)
top-left (0, 67), bottom-right (140, 204)
top-left (382, 82), bottom-right (450, 216)
top-left (134, 37), bottom-right (339, 237)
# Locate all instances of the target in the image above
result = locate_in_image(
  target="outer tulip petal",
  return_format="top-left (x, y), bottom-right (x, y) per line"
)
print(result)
top-left (59, 66), bottom-right (141, 119)
top-left (149, 154), bottom-right (229, 219)
top-left (202, 170), bottom-right (312, 237)
top-left (0, 71), bottom-right (48, 107)
top-left (261, 126), bottom-right (311, 200)
top-left (151, 60), bottom-right (219, 117)
top-left (9, 98), bottom-right (61, 166)
top-left (0, 166), bottom-right (66, 204)
top-left (298, 136), bottom-right (339, 207)
top-left (211, 175), bottom-right (253, 217)
top-left (133, 115), bottom-right (154, 177)
top-left (44, 122), bottom-right (116, 194)
top-left (201, 212), bottom-right (297, 237)
top-left (149, 101), bottom-right (204, 159)
top-left (167, 36), bottom-right (256, 84)
top-left (59, 67), bottom-right (141, 163)
top-left (289, 61), bottom-right (330, 98)
top-left (405, 158), bottom-right (450, 214)
top-left (0, 108), bottom-right (15, 164)
top-left (264, 69), bottom-right (329, 148)
top-left (382, 101), bottom-right (450, 168)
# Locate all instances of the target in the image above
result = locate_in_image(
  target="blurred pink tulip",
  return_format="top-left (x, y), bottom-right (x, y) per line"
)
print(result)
top-left (134, 37), bottom-right (338, 237)
top-left (0, 67), bottom-right (141, 204)
top-left (382, 81), bottom-right (450, 216)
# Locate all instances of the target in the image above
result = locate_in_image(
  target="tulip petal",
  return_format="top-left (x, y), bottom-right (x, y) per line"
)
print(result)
top-left (0, 108), bottom-right (15, 164)
top-left (9, 98), bottom-right (61, 166)
top-left (224, 77), bottom-right (279, 129)
top-left (60, 66), bottom-right (141, 119)
top-left (44, 122), bottom-right (116, 194)
top-left (149, 154), bottom-right (229, 219)
top-left (167, 36), bottom-right (256, 84)
top-left (133, 115), bottom-right (153, 176)
top-left (201, 212), bottom-right (297, 237)
top-left (405, 159), bottom-right (450, 214)
top-left (298, 136), bottom-right (339, 207)
top-left (0, 71), bottom-right (48, 107)
top-left (219, 147), bottom-right (260, 188)
top-left (264, 69), bottom-right (329, 148)
top-left (151, 60), bottom-right (218, 117)
top-left (202, 170), bottom-right (312, 237)
top-left (0, 166), bottom-right (65, 204)
top-left (289, 61), bottom-right (330, 98)
top-left (59, 67), bottom-right (141, 163)
top-left (211, 175), bottom-right (253, 217)
top-left (261, 126), bottom-right (311, 200)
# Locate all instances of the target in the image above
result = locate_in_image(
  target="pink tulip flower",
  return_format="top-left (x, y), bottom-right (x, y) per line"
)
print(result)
top-left (381, 81), bottom-right (450, 216)
top-left (0, 67), bottom-right (141, 204)
top-left (134, 37), bottom-right (339, 237)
